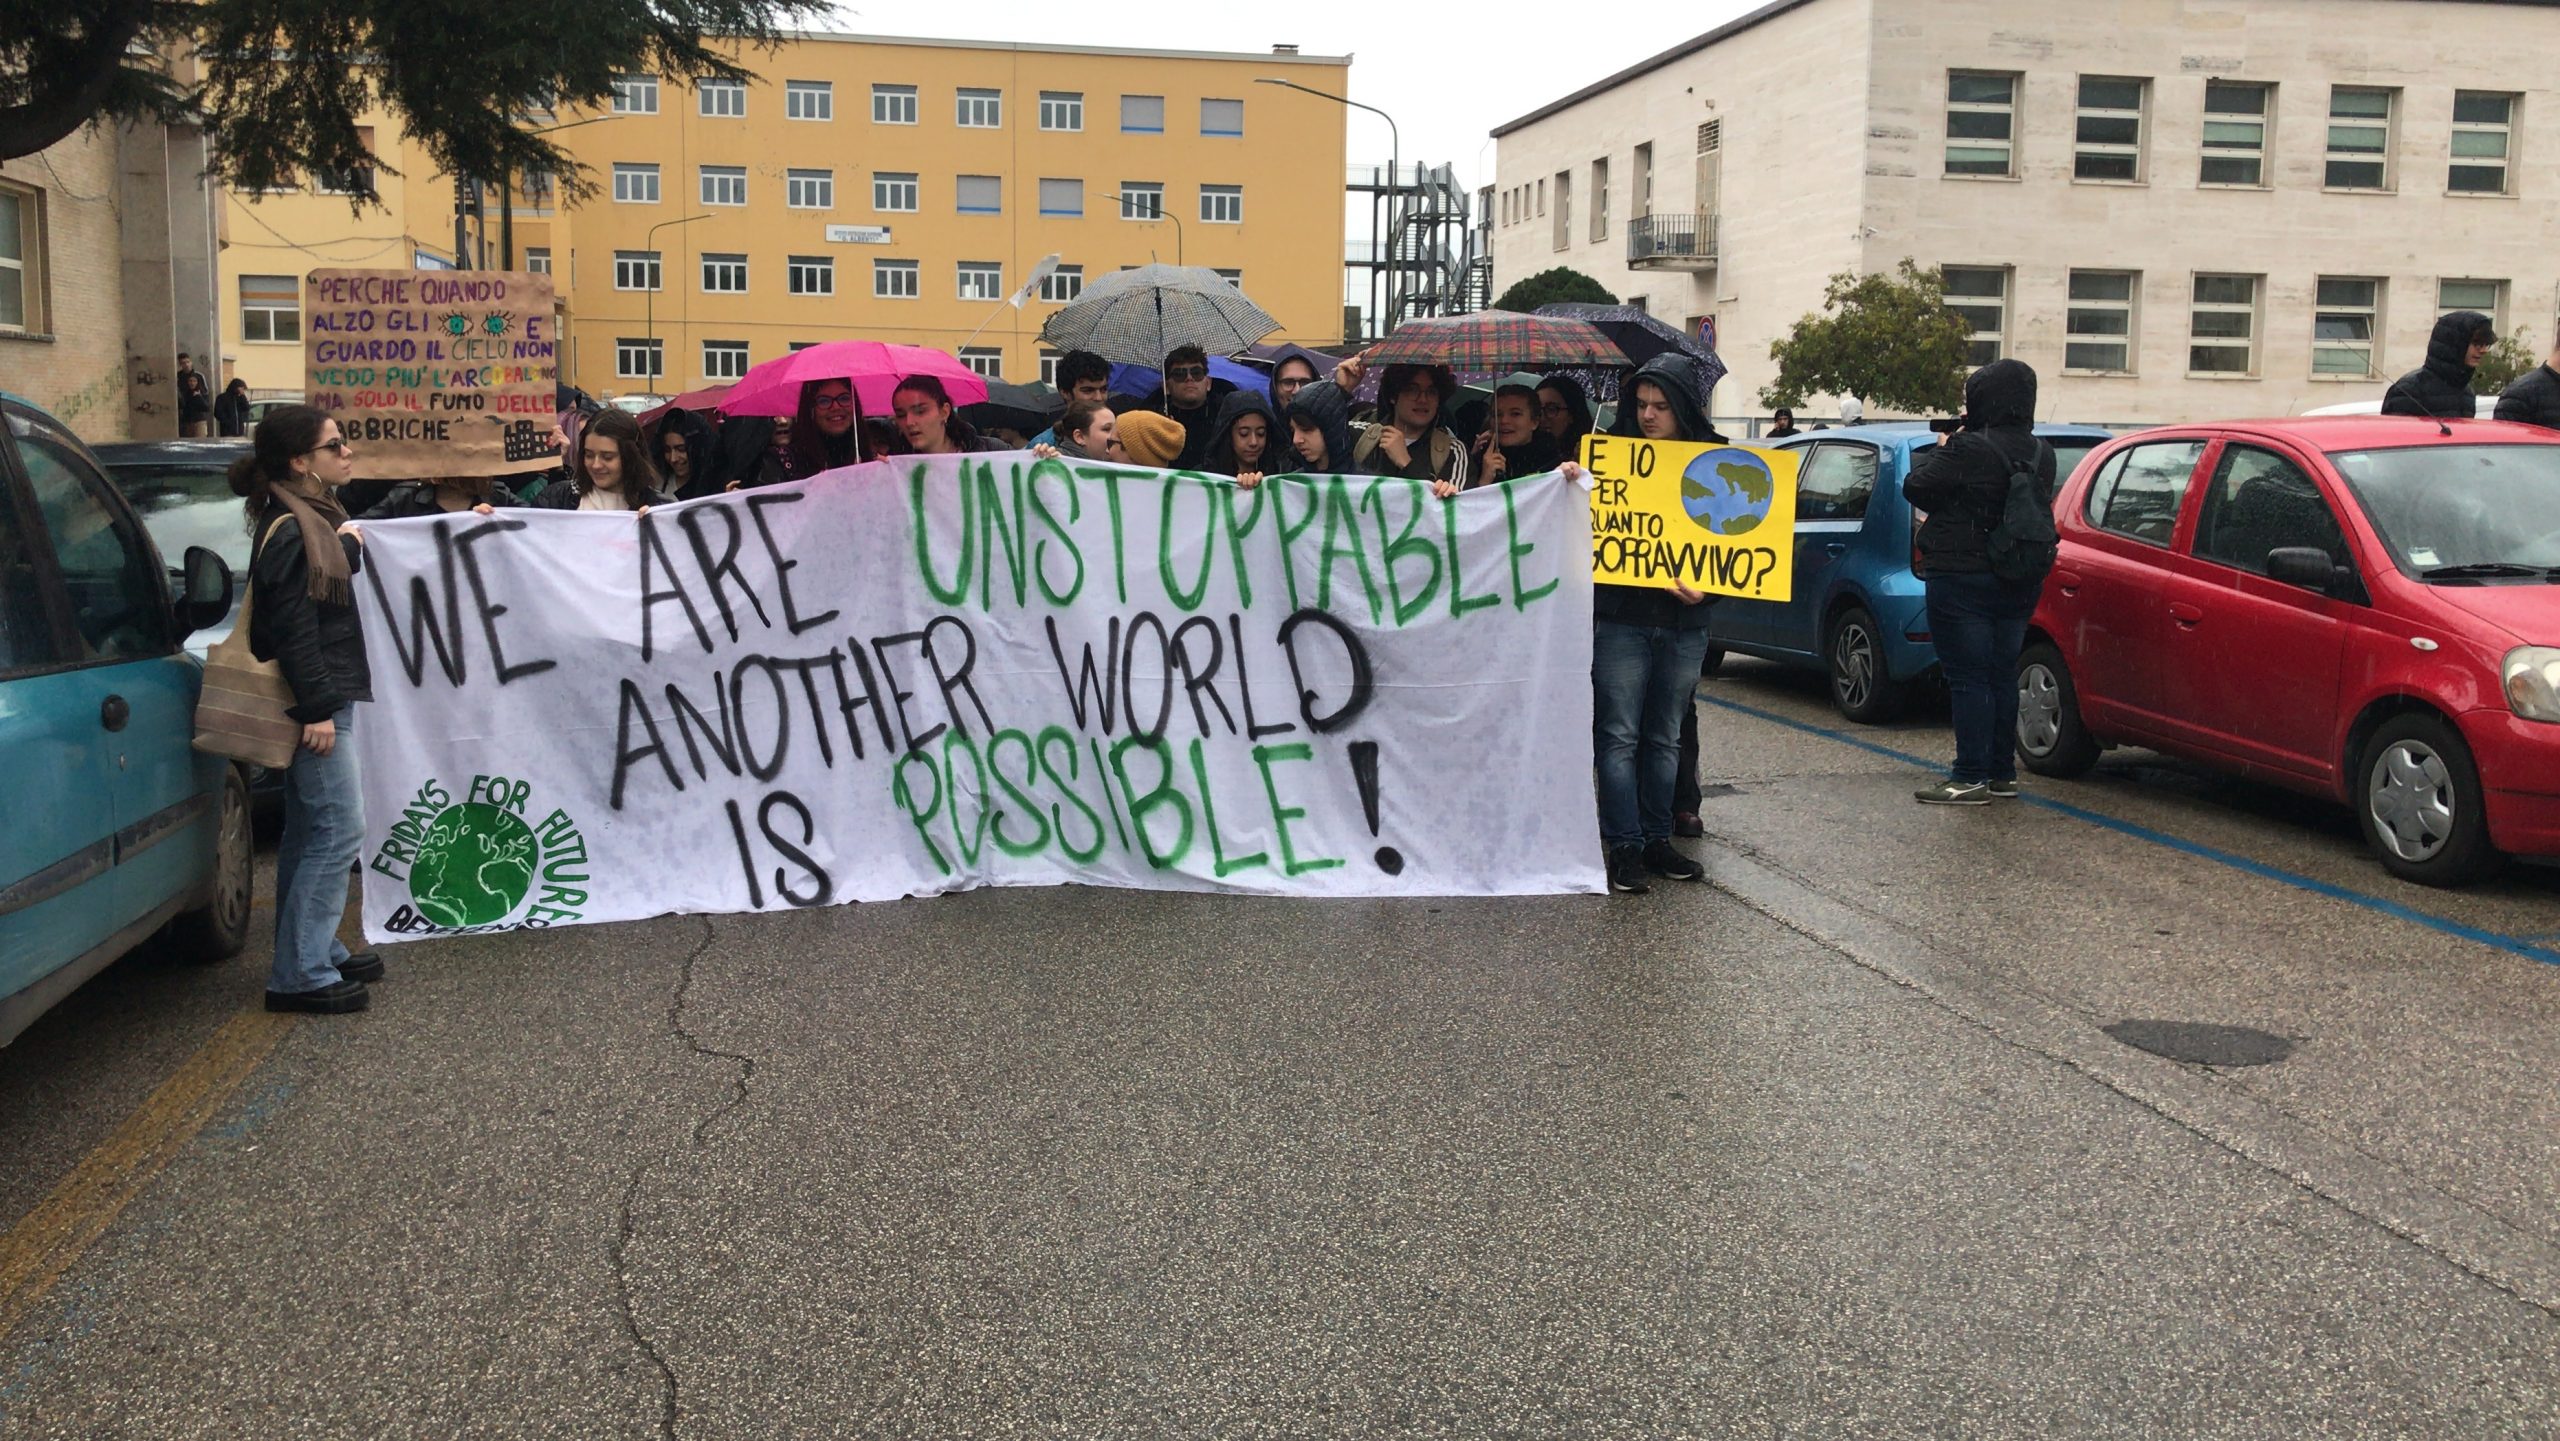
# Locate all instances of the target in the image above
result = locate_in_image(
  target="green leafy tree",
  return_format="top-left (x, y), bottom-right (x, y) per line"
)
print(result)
top-left (2471, 328), bottom-right (2537, 396)
top-left (1760, 259), bottom-right (1971, 415)
top-left (1, 0), bottom-right (827, 205)
top-left (1494, 267), bottom-right (1615, 314)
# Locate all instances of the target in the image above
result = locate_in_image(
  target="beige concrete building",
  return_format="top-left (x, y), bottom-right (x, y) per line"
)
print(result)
top-left (1491, 0), bottom-right (2560, 427)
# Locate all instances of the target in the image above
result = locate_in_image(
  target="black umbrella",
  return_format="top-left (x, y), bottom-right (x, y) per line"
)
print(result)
top-left (960, 379), bottom-right (1065, 436)
top-left (1533, 303), bottom-right (1729, 392)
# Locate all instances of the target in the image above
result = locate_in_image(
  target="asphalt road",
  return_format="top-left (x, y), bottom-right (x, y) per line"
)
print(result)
top-left (3, 658), bottom-right (2557, 1438)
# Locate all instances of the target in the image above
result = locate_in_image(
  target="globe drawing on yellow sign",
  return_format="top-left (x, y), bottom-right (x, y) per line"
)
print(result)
top-left (1679, 447), bottom-right (1777, 537)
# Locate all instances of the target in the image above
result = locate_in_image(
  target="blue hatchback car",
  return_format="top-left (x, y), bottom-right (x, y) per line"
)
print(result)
top-left (1, 396), bottom-right (247, 1047)
top-left (1706, 423), bottom-right (2114, 722)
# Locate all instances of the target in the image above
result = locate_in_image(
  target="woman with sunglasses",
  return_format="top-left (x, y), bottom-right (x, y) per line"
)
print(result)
top-left (226, 406), bottom-right (381, 1014)
top-left (778, 379), bottom-right (871, 480)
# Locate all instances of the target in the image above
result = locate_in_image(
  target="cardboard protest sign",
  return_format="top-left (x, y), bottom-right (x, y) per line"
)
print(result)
top-left (1579, 434), bottom-right (1799, 601)
top-left (304, 269), bottom-right (559, 481)
top-left (350, 459), bottom-right (1605, 942)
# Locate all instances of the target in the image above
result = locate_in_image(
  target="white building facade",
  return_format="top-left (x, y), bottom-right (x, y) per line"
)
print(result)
top-left (1491, 0), bottom-right (2560, 427)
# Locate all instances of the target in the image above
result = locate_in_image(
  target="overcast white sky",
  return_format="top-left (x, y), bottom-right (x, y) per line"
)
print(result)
top-left (822, 2), bottom-right (1764, 196)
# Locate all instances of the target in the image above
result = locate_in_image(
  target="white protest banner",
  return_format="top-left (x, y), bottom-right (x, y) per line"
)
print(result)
top-left (352, 458), bottom-right (1604, 943)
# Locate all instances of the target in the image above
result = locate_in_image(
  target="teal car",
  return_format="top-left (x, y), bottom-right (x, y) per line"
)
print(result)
top-left (1, 396), bottom-right (248, 1047)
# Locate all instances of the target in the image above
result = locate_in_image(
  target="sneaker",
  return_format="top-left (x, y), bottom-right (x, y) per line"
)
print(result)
top-left (337, 952), bottom-right (385, 984)
top-left (1606, 844), bottom-right (1652, 894)
top-left (1986, 779), bottom-right (2020, 800)
top-left (1643, 840), bottom-right (1705, 882)
top-left (265, 979), bottom-right (370, 1015)
top-left (1672, 810), bottom-right (1705, 838)
top-left (1914, 780), bottom-right (1993, 806)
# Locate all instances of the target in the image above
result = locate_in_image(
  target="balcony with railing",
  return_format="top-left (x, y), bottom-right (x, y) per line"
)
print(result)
top-left (1628, 213), bottom-right (1717, 270)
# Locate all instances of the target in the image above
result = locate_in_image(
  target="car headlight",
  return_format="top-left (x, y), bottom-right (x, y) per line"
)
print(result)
top-left (2502, 647), bottom-right (2560, 722)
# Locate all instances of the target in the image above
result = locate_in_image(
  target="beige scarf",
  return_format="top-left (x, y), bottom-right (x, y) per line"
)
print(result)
top-left (264, 480), bottom-right (352, 607)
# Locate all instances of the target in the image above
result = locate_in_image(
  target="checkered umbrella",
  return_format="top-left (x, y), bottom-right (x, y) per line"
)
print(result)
top-left (1038, 264), bottom-right (1281, 365)
top-left (1364, 310), bottom-right (1626, 371)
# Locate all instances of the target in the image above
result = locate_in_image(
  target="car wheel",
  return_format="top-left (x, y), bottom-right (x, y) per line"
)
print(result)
top-left (1701, 647), bottom-right (1726, 679)
top-left (2016, 642), bottom-right (2100, 778)
top-left (1827, 605), bottom-right (1908, 724)
top-left (169, 764), bottom-right (254, 962)
top-left (2357, 713), bottom-right (2499, 887)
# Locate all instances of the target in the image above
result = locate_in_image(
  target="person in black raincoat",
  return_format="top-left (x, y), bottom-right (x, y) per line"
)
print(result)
top-left (1120, 345), bottom-right (1235, 470)
top-left (1262, 345), bottom-right (1333, 414)
top-left (652, 406), bottom-right (725, 499)
top-left (2383, 311), bottom-right (2494, 419)
top-left (1536, 373), bottom-right (1596, 451)
top-left (1903, 358), bottom-right (2054, 805)
top-left (1280, 380), bottom-right (1356, 477)
top-left (1202, 389), bottom-right (1281, 481)
top-left (2496, 336), bottom-right (2560, 430)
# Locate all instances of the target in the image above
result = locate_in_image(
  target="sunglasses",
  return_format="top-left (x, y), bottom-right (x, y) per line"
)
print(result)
top-left (305, 438), bottom-right (351, 455)
top-left (812, 391), bottom-right (857, 410)
top-left (1165, 366), bottom-right (1209, 381)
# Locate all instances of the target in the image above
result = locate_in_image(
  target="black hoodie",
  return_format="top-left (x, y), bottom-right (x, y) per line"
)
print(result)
top-left (1122, 377), bottom-right (1237, 470)
top-left (2384, 311), bottom-right (2492, 419)
top-left (1594, 354), bottom-right (1728, 629)
top-left (1282, 381), bottom-right (1358, 475)
top-left (1538, 372), bottom-right (1596, 446)
top-left (1904, 358), bottom-right (2054, 579)
top-left (1203, 390), bottom-right (1282, 477)
top-left (653, 407), bottom-right (726, 500)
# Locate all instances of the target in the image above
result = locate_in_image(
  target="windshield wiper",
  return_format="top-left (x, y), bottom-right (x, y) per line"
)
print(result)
top-left (2420, 562), bottom-right (2560, 579)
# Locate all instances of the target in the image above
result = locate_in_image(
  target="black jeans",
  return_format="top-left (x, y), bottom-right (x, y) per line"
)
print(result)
top-left (1924, 570), bottom-right (2043, 784)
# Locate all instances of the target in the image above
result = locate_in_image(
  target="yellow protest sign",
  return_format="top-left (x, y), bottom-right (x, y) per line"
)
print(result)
top-left (1580, 433), bottom-right (1798, 601)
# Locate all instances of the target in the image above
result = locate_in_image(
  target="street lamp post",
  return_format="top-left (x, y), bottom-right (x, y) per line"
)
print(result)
top-left (1255, 77), bottom-right (1399, 341)
top-left (643, 213), bottom-right (711, 392)
top-left (1101, 191), bottom-right (1182, 265)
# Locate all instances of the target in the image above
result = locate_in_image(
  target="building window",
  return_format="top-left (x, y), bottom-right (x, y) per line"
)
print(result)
top-left (2189, 273), bottom-right (2260, 374)
top-left (1039, 351), bottom-right (1062, 384)
top-left (875, 259), bottom-right (919, 299)
top-left (1040, 264), bottom-right (1084, 302)
top-left (789, 341), bottom-right (820, 352)
top-left (613, 163), bottom-right (660, 204)
top-left (959, 347), bottom-right (1004, 378)
top-left (1590, 157), bottom-right (1610, 241)
top-left (1038, 178), bottom-right (1083, 217)
top-left (875, 172), bottom-right (918, 212)
top-left (2450, 91), bottom-right (2515, 194)
top-left (1201, 98), bottom-right (1243, 137)
top-left (699, 78), bottom-right (744, 118)
top-left (613, 250), bottom-right (662, 291)
top-left (524, 247), bottom-right (551, 276)
top-left (2065, 270), bottom-right (2137, 373)
top-left (1632, 142), bottom-right (1654, 217)
top-left (1941, 266), bottom-right (2007, 364)
top-left (786, 81), bottom-right (833, 121)
top-left (239, 273), bottom-right (300, 343)
top-left (1946, 72), bottom-right (2018, 177)
top-left (2326, 87), bottom-right (2395, 190)
top-left (2074, 76), bottom-right (2146, 182)
top-left (616, 339), bottom-right (663, 381)
top-left (2312, 276), bottom-right (2384, 377)
top-left (1214, 268), bottom-right (1242, 289)
top-left (315, 126), bottom-right (377, 196)
top-left (2438, 277), bottom-right (2506, 326)
top-left (1119, 182), bottom-right (1165, 220)
top-left (703, 341), bottom-right (750, 381)
top-left (957, 261), bottom-right (1004, 301)
top-left (954, 175), bottom-right (1001, 215)
top-left (1200, 184), bottom-right (1242, 224)
top-left (787, 169), bottom-right (833, 209)
top-left (2201, 81), bottom-right (2271, 186)
top-left (701, 253), bottom-right (747, 293)
top-left (612, 75), bottom-right (659, 114)
top-left (788, 255), bottom-right (834, 296)
top-left (1122, 94), bottom-right (1164, 133)
top-left (1536, 178), bottom-right (1545, 215)
top-left (701, 166), bottom-right (747, 207)
top-left (956, 88), bottom-right (1001, 128)
top-left (1040, 92), bottom-right (1083, 131)
top-left (1551, 169), bottom-right (1572, 249)
top-left (872, 85), bottom-right (917, 125)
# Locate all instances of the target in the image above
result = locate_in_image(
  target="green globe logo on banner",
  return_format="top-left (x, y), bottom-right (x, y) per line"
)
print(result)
top-left (366, 774), bottom-right (590, 936)
top-left (1678, 448), bottom-right (1776, 537)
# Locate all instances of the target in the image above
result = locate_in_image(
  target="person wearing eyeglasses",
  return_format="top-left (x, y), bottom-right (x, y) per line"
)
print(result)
top-left (227, 406), bottom-right (382, 1014)
top-left (778, 378), bottom-right (872, 480)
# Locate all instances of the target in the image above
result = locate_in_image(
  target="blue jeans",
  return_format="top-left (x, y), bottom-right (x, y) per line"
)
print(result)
top-left (1925, 571), bottom-right (2042, 784)
top-left (271, 705), bottom-right (363, 992)
top-left (1594, 621), bottom-right (1714, 848)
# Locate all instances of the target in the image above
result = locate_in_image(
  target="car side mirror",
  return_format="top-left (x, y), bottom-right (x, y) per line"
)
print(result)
top-left (2266, 546), bottom-right (2343, 593)
top-left (175, 545), bottom-right (234, 639)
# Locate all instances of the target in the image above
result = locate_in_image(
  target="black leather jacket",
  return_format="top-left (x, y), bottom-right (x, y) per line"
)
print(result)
top-left (248, 519), bottom-right (372, 723)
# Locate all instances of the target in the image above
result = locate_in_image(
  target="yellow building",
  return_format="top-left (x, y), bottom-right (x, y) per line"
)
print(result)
top-left (220, 34), bottom-right (1350, 400)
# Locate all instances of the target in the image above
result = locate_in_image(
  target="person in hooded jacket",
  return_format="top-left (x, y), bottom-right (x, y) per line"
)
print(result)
top-left (1263, 345), bottom-right (1332, 413)
top-left (1122, 346), bottom-right (1234, 470)
top-left (652, 406), bottom-right (725, 499)
top-left (1593, 353), bottom-right (1724, 892)
top-left (1281, 380), bottom-right (1357, 478)
top-left (1537, 373), bottom-right (1597, 451)
top-left (1203, 389), bottom-right (1281, 483)
top-left (2495, 335), bottom-right (2560, 430)
top-left (2384, 311), bottom-right (2494, 419)
top-left (1903, 358), bottom-right (2054, 805)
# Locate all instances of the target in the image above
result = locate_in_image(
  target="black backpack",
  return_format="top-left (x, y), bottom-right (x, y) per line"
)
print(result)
top-left (1984, 438), bottom-right (2057, 583)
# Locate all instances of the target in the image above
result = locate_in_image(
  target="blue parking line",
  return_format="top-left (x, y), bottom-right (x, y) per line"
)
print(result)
top-left (1697, 691), bottom-right (2560, 969)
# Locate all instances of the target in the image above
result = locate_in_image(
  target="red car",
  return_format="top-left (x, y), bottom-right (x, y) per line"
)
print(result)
top-left (2019, 416), bottom-right (2560, 886)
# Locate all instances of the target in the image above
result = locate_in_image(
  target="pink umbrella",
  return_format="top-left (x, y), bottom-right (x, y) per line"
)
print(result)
top-left (719, 341), bottom-right (990, 418)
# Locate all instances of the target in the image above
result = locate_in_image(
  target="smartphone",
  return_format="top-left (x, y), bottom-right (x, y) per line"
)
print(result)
top-left (1926, 417), bottom-right (1963, 435)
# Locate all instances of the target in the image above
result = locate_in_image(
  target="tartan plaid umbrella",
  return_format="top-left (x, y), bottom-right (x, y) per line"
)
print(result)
top-left (1038, 264), bottom-right (1281, 365)
top-left (1364, 310), bottom-right (1625, 371)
